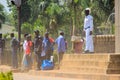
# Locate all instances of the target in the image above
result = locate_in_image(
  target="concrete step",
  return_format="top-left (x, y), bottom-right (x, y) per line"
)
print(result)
top-left (28, 70), bottom-right (120, 80)
top-left (61, 60), bottom-right (108, 68)
top-left (107, 68), bottom-right (120, 74)
top-left (108, 61), bottom-right (120, 68)
top-left (61, 54), bottom-right (120, 74)
top-left (28, 70), bottom-right (105, 80)
top-left (62, 54), bottom-right (110, 61)
top-left (60, 66), bottom-right (107, 74)
top-left (109, 54), bottom-right (120, 61)
top-left (107, 74), bottom-right (120, 80)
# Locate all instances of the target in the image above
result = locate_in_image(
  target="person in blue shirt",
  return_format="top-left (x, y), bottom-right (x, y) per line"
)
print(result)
top-left (55, 31), bottom-right (66, 68)
top-left (42, 32), bottom-right (52, 60)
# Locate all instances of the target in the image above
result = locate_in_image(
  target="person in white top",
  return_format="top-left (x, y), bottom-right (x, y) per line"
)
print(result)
top-left (83, 8), bottom-right (94, 53)
top-left (21, 33), bottom-right (28, 70)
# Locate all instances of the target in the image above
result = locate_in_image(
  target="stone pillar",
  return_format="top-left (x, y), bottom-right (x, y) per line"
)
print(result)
top-left (115, 0), bottom-right (120, 53)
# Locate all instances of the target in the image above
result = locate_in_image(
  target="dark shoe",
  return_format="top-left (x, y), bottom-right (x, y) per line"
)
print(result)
top-left (84, 50), bottom-right (89, 53)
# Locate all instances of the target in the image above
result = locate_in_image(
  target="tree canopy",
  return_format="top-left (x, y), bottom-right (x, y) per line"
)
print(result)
top-left (7, 0), bottom-right (114, 35)
top-left (0, 3), bottom-right (5, 28)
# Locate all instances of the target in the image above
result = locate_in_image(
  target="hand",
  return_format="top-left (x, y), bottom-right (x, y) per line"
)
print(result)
top-left (90, 31), bottom-right (92, 35)
top-left (82, 31), bottom-right (85, 37)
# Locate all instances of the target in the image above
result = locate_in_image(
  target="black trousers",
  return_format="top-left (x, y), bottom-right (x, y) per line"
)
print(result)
top-left (35, 52), bottom-right (45, 69)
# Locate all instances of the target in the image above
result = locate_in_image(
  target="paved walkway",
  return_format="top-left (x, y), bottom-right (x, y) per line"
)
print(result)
top-left (13, 73), bottom-right (80, 80)
top-left (0, 65), bottom-right (81, 80)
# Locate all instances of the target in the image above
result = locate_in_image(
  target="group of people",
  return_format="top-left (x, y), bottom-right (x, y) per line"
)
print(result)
top-left (10, 30), bottom-right (66, 70)
top-left (0, 7), bottom-right (94, 71)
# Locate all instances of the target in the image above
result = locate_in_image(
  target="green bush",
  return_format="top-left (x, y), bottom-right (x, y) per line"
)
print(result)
top-left (21, 22), bottom-right (33, 34)
top-left (0, 71), bottom-right (13, 80)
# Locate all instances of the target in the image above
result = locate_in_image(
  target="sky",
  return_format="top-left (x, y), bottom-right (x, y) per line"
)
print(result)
top-left (0, 0), bottom-right (10, 13)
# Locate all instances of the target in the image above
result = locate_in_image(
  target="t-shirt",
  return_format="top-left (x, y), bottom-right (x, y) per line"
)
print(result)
top-left (25, 41), bottom-right (32, 55)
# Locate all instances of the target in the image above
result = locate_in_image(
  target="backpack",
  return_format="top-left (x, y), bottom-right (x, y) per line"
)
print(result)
top-left (41, 60), bottom-right (54, 70)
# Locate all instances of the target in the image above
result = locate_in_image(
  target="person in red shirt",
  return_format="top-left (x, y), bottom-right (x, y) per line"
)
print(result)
top-left (25, 34), bottom-right (33, 70)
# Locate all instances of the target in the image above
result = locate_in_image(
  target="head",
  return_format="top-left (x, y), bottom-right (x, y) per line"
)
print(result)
top-left (0, 33), bottom-right (2, 38)
top-left (45, 32), bottom-right (49, 38)
top-left (85, 8), bottom-right (90, 16)
top-left (24, 33), bottom-right (28, 38)
top-left (26, 34), bottom-right (31, 41)
top-left (34, 30), bottom-right (39, 36)
top-left (10, 33), bottom-right (14, 38)
top-left (60, 31), bottom-right (64, 36)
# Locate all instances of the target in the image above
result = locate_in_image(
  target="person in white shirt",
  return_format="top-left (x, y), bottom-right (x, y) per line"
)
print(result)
top-left (21, 33), bottom-right (28, 70)
top-left (83, 8), bottom-right (94, 53)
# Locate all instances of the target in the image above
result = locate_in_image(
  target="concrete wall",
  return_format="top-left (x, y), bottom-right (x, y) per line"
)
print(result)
top-left (94, 35), bottom-right (115, 53)
top-left (115, 0), bottom-right (120, 53)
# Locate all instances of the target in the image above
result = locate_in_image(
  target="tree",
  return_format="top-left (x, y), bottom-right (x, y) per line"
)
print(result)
top-left (7, 0), bottom-right (31, 31)
top-left (0, 3), bottom-right (5, 29)
top-left (65, 0), bottom-right (114, 35)
top-left (8, 0), bottom-right (114, 36)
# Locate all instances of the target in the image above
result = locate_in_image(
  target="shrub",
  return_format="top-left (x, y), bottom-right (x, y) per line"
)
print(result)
top-left (0, 71), bottom-right (13, 80)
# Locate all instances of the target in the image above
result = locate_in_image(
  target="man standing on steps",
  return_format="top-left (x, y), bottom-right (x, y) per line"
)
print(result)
top-left (83, 8), bottom-right (94, 53)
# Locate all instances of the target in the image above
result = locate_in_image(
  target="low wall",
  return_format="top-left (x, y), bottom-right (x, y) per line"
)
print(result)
top-left (94, 35), bottom-right (115, 53)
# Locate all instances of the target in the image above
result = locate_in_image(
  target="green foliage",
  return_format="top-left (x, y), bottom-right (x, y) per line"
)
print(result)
top-left (33, 19), bottom-right (46, 35)
top-left (74, 0), bottom-right (79, 3)
top-left (27, 0), bottom-right (41, 24)
top-left (8, 0), bottom-right (115, 37)
top-left (0, 71), bottom-right (13, 80)
top-left (21, 0), bottom-right (31, 24)
top-left (0, 4), bottom-right (4, 11)
top-left (0, 23), bottom-right (1, 29)
top-left (21, 22), bottom-right (33, 34)
top-left (7, 0), bottom-right (31, 30)
top-left (21, 18), bottom-right (46, 35)
top-left (0, 3), bottom-right (5, 24)
top-left (46, 3), bottom-right (62, 16)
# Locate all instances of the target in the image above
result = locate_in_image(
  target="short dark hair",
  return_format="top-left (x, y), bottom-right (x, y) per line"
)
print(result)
top-left (45, 32), bottom-right (49, 35)
top-left (24, 33), bottom-right (28, 38)
top-left (10, 33), bottom-right (14, 37)
top-left (34, 30), bottom-right (39, 34)
top-left (60, 31), bottom-right (64, 35)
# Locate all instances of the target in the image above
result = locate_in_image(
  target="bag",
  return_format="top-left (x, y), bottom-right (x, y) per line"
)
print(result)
top-left (41, 60), bottom-right (54, 70)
